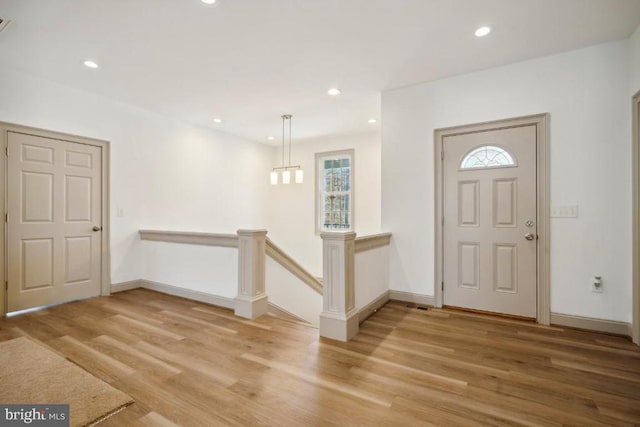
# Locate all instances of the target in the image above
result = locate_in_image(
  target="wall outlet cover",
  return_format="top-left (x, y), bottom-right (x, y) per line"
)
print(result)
top-left (551, 205), bottom-right (579, 218)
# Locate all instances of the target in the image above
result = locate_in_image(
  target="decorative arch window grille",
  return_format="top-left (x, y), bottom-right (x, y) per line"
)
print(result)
top-left (460, 145), bottom-right (516, 169)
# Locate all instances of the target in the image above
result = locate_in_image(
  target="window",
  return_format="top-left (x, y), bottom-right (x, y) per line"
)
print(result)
top-left (315, 150), bottom-right (354, 233)
top-left (460, 145), bottom-right (516, 169)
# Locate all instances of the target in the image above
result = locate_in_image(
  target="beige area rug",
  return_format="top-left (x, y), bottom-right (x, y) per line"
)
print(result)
top-left (0, 337), bottom-right (133, 426)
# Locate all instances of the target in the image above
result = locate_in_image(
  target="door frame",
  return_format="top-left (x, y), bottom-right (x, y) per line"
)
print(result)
top-left (632, 91), bottom-right (640, 345)
top-left (0, 122), bottom-right (111, 316)
top-left (434, 114), bottom-right (550, 324)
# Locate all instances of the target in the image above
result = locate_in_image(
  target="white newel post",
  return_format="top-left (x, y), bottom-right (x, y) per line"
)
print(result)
top-left (320, 231), bottom-right (358, 341)
top-left (235, 229), bottom-right (268, 319)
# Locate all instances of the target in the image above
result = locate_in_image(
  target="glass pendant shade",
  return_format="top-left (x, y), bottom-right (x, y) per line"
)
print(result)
top-left (270, 114), bottom-right (303, 185)
top-left (282, 170), bottom-right (291, 184)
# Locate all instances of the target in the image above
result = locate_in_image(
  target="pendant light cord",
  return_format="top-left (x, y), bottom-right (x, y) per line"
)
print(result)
top-left (281, 115), bottom-right (285, 168)
top-left (288, 116), bottom-right (292, 167)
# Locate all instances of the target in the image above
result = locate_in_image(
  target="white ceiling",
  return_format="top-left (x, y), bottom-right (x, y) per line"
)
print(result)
top-left (0, 0), bottom-right (639, 144)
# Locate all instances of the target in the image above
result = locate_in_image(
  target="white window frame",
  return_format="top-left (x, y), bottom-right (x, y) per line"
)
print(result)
top-left (315, 149), bottom-right (354, 234)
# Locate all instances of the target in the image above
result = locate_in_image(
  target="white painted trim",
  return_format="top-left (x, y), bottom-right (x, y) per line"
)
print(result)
top-left (314, 149), bottom-right (355, 235)
top-left (354, 233), bottom-right (392, 254)
top-left (388, 290), bottom-right (435, 306)
top-left (266, 238), bottom-right (323, 294)
top-left (0, 122), bottom-right (111, 316)
top-left (358, 290), bottom-right (390, 323)
top-left (551, 313), bottom-right (631, 337)
top-left (114, 279), bottom-right (312, 325)
top-left (110, 280), bottom-right (143, 293)
top-left (632, 91), bottom-right (640, 345)
top-left (140, 280), bottom-right (235, 309)
top-left (320, 309), bottom-right (359, 342)
top-left (320, 231), bottom-right (358, 341)
top-left (268, 303), bottom-right (312, 325)
top-left (139, 229), bottom-right (238, 248)
top-left (0, 128), bottom-right (5, 316)
top-left (434, 114), bottom-right (551, 324)
top-left (99, 138), bottom-right (111, 298)
top-left (136, 229), bottom-right (323, 303)
top-left (235, 229), bottom-right (268, 319)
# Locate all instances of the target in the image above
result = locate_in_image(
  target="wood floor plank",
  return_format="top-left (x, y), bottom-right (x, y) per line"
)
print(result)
top-left (138, 411), bottom-right (181, 427)
top-left (1, 289), bottom-right (639, 426)
top-left (191, 306), bottom-right (274, 331)
top-left (133, 340), bottom-right (238, 387)
top-left (92, 335), bottom-right (182, 377)
top-left (158, 310), bottom-right (239, 334)
top-left (58, 335), bottom-right (137, 376)
top-left (111, 314), bottom-right (186, 341)
top-left (317, 340), bottom-right (469, 388)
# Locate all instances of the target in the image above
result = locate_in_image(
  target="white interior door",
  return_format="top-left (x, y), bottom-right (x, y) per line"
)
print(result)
top-left (443, 125), bottom-right (537, 318)
top-left (7, 131), bottom-right (102, 312)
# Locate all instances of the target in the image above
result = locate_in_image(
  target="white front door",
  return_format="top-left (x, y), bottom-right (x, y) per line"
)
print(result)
top-left (443, 125), bottom-right (537, 318)
top-left (7, 131), bottom-right (103, 312)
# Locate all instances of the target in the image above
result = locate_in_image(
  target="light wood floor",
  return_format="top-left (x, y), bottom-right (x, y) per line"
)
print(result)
top-left (1, 289), bottom-right (639, 426)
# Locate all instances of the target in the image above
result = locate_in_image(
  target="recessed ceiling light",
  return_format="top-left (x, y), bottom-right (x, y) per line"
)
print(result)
top-left (474, 26), bottom-right (492, 37)
top-left (201, 0), bottom-right (218, 5)
top-left (367, 118), bottom-right (377, 124)
top-left (213, 117), bottom-right (223, 124)
top-left (327, 88), bottom-right (342, 96)
top-left (83, 60), bottom-right (99, 69)
top-left (267, 136), bottom-right (275, 141)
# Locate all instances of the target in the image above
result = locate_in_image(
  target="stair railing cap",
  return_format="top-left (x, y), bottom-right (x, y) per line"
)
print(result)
top-left (320, 231), bottom-right (356, 241)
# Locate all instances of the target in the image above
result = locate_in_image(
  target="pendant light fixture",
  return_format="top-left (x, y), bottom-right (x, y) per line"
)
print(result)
top-left (270, 114), bottom-right (303, 185)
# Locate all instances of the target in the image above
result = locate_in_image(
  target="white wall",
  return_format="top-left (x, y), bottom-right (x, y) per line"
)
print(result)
top-left (382, 40), bottom-right (632, 322)
top-left (355, 246), bottom-right (390, 311)
top-left (267, 132), bottom-right (382, 276)
top-left (142, 241), bottom-right (237, 298)
top-left (631, 25), bottom-right (640, 94)
top-left (265, 257), bottom-right (323, 326)
top-left (0, 66), bottom-right (271, 286)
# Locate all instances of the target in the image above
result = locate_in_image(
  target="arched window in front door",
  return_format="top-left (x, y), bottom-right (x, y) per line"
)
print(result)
top-left (460, 145), bottom-right (516, 169)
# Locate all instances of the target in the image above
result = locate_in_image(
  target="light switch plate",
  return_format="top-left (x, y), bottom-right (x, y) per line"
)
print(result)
top-left (551, 205), bottom-right (578, 218)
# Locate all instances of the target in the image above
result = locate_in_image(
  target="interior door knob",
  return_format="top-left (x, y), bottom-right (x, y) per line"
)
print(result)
top-left (525, 233), bottom-right (535, 241)
top-left (92, 226), bottom-right (102, 232)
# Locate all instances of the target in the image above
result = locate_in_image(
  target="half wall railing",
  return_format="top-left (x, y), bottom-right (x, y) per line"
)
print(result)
top-left (137, 229), bottom-right (391, 340)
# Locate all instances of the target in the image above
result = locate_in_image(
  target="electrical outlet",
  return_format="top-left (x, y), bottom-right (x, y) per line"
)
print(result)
top-left (551, 205), bottom-right (579, 218)
top-left (592, 276), bottom-right (603, 293)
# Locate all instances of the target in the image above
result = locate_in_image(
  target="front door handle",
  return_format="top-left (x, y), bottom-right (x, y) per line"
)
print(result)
top-left (525, 233), bottom-right (535, 241)
top-left (92, 226), bottom-right (102, 232)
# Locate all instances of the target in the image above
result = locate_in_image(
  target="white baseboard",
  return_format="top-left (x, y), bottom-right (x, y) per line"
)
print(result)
top-left (358, 290), bottom-right (390, 323)
top-left (142, 280), bottom-right (235, 310)
top-left (550, 312), bottom-right (630, 336)
top-left (389, 290), bottom-right (435, 307)
top-left (110, 279), bottom-right (143, 293)
top-left (268, 303), bottom-right (312, 325)
top-left (110, 279), bottom-right (235, 310)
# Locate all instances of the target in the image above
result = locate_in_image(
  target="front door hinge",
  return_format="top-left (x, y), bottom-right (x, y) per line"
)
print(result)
top-left (441, 151), bottom-right (444, 160)
top-left (5, 281), bottom-right (7, 291)
top-left (441, 281), bottom-right (444, 291)
top-left (4, 213), bottom-right (6, 223)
